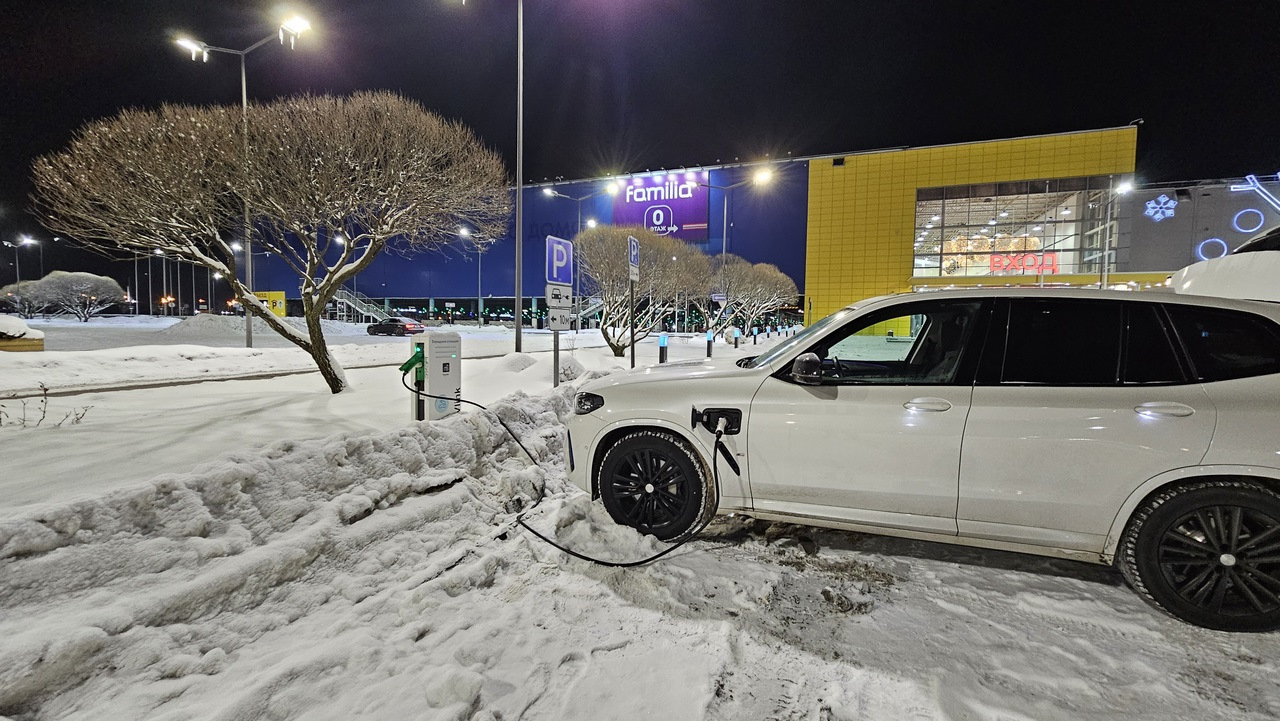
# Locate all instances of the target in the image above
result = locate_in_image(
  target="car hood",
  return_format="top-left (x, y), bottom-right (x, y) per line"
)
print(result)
top-left (579, 358), bottom-right (763, 392)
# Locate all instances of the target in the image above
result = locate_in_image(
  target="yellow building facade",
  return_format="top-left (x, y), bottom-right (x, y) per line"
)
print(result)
top-left (805, 127), bottom-right (1140, 322)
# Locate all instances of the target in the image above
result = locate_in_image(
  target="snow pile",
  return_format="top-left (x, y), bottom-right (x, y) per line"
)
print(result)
top-left (158, 314), bottom-right (367, 339)
top-left (3, 381), bottom-right (1280, 718)
top-left (0, 315), bottom-right (43, 341)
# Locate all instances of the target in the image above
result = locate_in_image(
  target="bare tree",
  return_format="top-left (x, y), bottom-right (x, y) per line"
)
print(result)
top-left (37, 271), bottom-right (126, 322)
top-left (575, 225), bottom-right (710, 357)
top-left (731, 262), bottom-right (798, 331)
top-left (688, 255), bottom-right (798, 335)
top-left (1, 280), bottom-right (50, 319)
top-left (32, 91), bottom-right (510, 393)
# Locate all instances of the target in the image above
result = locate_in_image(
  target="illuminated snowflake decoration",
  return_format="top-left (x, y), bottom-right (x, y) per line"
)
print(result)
top-left (1144, 194), bottom-right (1178, 222)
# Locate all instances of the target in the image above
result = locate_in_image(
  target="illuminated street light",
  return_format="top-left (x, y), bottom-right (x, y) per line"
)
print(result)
top-left (1116, 181), bottom-right (1135, 195)
top-left (700, 166), bottom-right (777, 260)
top-left (172, 13), bottom-right (311, 347)
top-left (586, 218), bottom-right (598, 228)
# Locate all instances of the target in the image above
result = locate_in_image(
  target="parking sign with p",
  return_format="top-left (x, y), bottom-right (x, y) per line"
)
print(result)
top-left (546, 235), bottom-right (574, 285)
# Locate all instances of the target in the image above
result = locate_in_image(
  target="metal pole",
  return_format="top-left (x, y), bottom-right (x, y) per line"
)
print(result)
top-left (477, 247), bottom-right (483, 323)
top-left (513, 0), bottom-right (524, 352)
top-left (176, 259), bottom-right (183, 315)
top-left (13, 246), bottom-right (19, 286)
top-left (629, 279), bottom-right (635, 369)
top-left (241, 53), bottom-right (254, 346)
top-left (721, 191), bottom-right (729, 262)
top-left (553, 330), bottom-right (560, 387)
top-left (1101, 175), bottom-right (1114, 288)
top-left (148, 257), bottom-right (153, 315)
top-left (134, 258), bottom-right (140, 315)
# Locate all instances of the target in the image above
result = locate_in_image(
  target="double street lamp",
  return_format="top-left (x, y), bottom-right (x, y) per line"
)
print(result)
top-left (174, 14), bottom-right (311, 347)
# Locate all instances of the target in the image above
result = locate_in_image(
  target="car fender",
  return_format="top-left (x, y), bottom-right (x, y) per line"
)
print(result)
top-left (1101, 463), bottom-right (1280, 561)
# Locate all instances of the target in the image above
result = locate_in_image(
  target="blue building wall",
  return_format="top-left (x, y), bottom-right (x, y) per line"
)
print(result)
top-left (254, 162), bottom-right (809, 302)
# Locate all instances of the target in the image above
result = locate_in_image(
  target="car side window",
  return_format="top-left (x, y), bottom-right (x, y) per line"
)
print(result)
top-left (1122, 303), bottom-right (1186, 384)
top-left (807, 300), bottom-right (982, 385)
top-left (1164, 304), bottom-right (1280, 382)
top-left (1001, 299), bottom-right (1122, 385)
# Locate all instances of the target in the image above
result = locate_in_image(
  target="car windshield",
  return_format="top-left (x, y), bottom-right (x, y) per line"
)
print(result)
top-left (745, 309), bottom-right (853, 369)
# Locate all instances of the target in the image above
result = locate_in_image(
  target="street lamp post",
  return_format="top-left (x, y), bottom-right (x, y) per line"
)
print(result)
top-left (1100, 177), bottom-right (1134, 288)
top-left (457, 0), bottom-right (524, 350)
top-left (175, 14), bottom-right (310, 346)
top-left (700, 169), bottom-right (773, 263)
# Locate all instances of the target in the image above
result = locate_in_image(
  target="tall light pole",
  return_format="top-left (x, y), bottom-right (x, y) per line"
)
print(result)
top-left (457, 0), bottom-right (523, 349)
top-left (700, 168), bottom-right (773, 263)
top-left (1101, 177), bottom-right (1134, 288)
top-left (175, 14), bottom-right (310, 346)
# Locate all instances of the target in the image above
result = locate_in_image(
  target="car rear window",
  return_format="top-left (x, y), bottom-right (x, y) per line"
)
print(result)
top-left (1164, 304), bottom-right (1280, 381)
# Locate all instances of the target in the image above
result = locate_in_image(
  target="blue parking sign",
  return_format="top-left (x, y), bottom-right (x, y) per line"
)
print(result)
top-left (628, 236), bottom-right (640, 282)
top-left (546, 236), bottom-right (574, 285)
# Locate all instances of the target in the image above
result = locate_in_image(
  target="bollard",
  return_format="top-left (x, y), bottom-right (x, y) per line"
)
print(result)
top-left (753, 327), bottom-right (758, 345)
top-left (659, 334), bottom-right (669, 364)
top-left (733, 327), bottom-right (740, 349)
top-left (706, 330), bottom-right (714, 358)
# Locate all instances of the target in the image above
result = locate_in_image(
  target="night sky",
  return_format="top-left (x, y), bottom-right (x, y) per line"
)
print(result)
top-left (3, 0), bottom-right (1279, 283)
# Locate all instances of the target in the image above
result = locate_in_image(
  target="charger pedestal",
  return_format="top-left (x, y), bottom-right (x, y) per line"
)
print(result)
top-left (409, 332), bottom-right (461, 421)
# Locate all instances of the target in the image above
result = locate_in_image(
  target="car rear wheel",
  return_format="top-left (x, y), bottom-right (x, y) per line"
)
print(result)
top-left (367, 327), bottom-right (377, 335)
top-left (1119, 479), bottom-right (1280, 632)
top-left (596, 430), bottom-right (716, 542)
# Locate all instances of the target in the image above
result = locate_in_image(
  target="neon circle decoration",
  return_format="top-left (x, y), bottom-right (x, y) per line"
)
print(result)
top-left (1196, 238), bottom-right (1229, 261)
top-left (1232, 208), bottom-right (1266, 234)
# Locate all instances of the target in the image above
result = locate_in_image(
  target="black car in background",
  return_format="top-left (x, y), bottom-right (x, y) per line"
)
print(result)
top-left (366, 317), bottom-right (425, 336)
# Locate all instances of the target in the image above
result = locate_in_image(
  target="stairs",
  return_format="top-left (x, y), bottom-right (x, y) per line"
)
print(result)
top-left (331, 288), bottom-right (390, 323)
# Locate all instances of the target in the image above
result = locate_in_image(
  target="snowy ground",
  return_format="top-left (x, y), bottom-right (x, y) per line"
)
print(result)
top-left (2, 319), bottom-right (1279, 720)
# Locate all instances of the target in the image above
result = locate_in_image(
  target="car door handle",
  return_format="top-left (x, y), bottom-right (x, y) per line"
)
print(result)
top-left (904, 397), bottom-right (952, 412)
top-left (1135, 402), bottom-right (1195, 418)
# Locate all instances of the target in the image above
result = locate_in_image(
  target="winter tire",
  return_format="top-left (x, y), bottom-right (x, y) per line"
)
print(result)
top-left (1118, 479), bottom-right (1280, 632)
top-left (597, 430), bottom-right (717, 542)
top-left (367, 327), bottom-right (377, 335)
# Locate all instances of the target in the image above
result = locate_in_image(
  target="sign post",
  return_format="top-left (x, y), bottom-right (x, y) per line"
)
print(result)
top-left (546, 236), bottom-right (574, 387)
top-left (628, 236), bottom-right (640, 369)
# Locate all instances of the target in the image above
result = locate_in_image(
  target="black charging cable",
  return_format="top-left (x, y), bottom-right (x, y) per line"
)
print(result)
top-left (400, 371), bottom-right (731, 568)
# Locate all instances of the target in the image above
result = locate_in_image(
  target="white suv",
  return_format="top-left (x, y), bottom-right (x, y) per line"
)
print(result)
top-left (565, 288), bottom-right (1280, 631)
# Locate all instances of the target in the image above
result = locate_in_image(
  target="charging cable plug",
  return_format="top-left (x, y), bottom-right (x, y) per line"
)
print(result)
top-left (715, 416), bottom-right (729, 438)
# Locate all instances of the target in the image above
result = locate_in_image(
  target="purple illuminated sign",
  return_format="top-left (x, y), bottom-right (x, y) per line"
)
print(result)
top-left (612, 171), bottom-right (710, 241)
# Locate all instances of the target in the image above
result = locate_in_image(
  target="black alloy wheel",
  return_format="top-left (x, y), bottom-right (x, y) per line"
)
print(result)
top-left (597, 430), bottom-right (715, 542)
top-left (1120, 480), bottom-right (1280, 632)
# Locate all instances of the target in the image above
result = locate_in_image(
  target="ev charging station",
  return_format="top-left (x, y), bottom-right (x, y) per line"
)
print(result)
top-left (404, 331), bottom-right (461, 421)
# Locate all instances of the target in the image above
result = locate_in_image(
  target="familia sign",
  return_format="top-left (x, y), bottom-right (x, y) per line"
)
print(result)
top-left (612, 171), bottom-right (710, 242)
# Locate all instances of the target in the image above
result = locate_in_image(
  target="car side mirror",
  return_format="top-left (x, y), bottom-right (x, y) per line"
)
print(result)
top-left (790, 352), bottom-right (822, 385)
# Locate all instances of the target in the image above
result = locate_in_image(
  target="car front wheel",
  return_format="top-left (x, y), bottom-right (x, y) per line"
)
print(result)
top-left (596, 430), bottom-right (717, 542)
top-left (1119, 479), bottom-right (1280, 632)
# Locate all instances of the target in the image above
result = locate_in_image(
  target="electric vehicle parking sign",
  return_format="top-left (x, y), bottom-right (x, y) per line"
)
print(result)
top-left (546, 236), bottom-right (574, 286)
top-left (628, 236), bottom-right (640, 282)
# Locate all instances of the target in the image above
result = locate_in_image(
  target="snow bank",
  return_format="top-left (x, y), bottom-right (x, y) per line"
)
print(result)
top-left (0, 315), bottom-right (43, 340)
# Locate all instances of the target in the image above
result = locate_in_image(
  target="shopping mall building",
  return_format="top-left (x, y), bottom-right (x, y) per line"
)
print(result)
top-left (252, 125), bottom-right (1280, 323)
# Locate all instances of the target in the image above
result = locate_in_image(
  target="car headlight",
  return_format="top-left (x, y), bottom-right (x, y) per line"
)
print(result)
top-left (574, 392), bottom-right (604, 415)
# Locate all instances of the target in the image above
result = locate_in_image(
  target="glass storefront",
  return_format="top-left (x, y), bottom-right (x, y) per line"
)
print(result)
top-left (913, 175), bottom-right (1120, 279)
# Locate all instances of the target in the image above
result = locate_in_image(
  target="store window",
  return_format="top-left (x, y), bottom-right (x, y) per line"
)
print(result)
top-left (914, 176), bottom-right (1120, 278)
